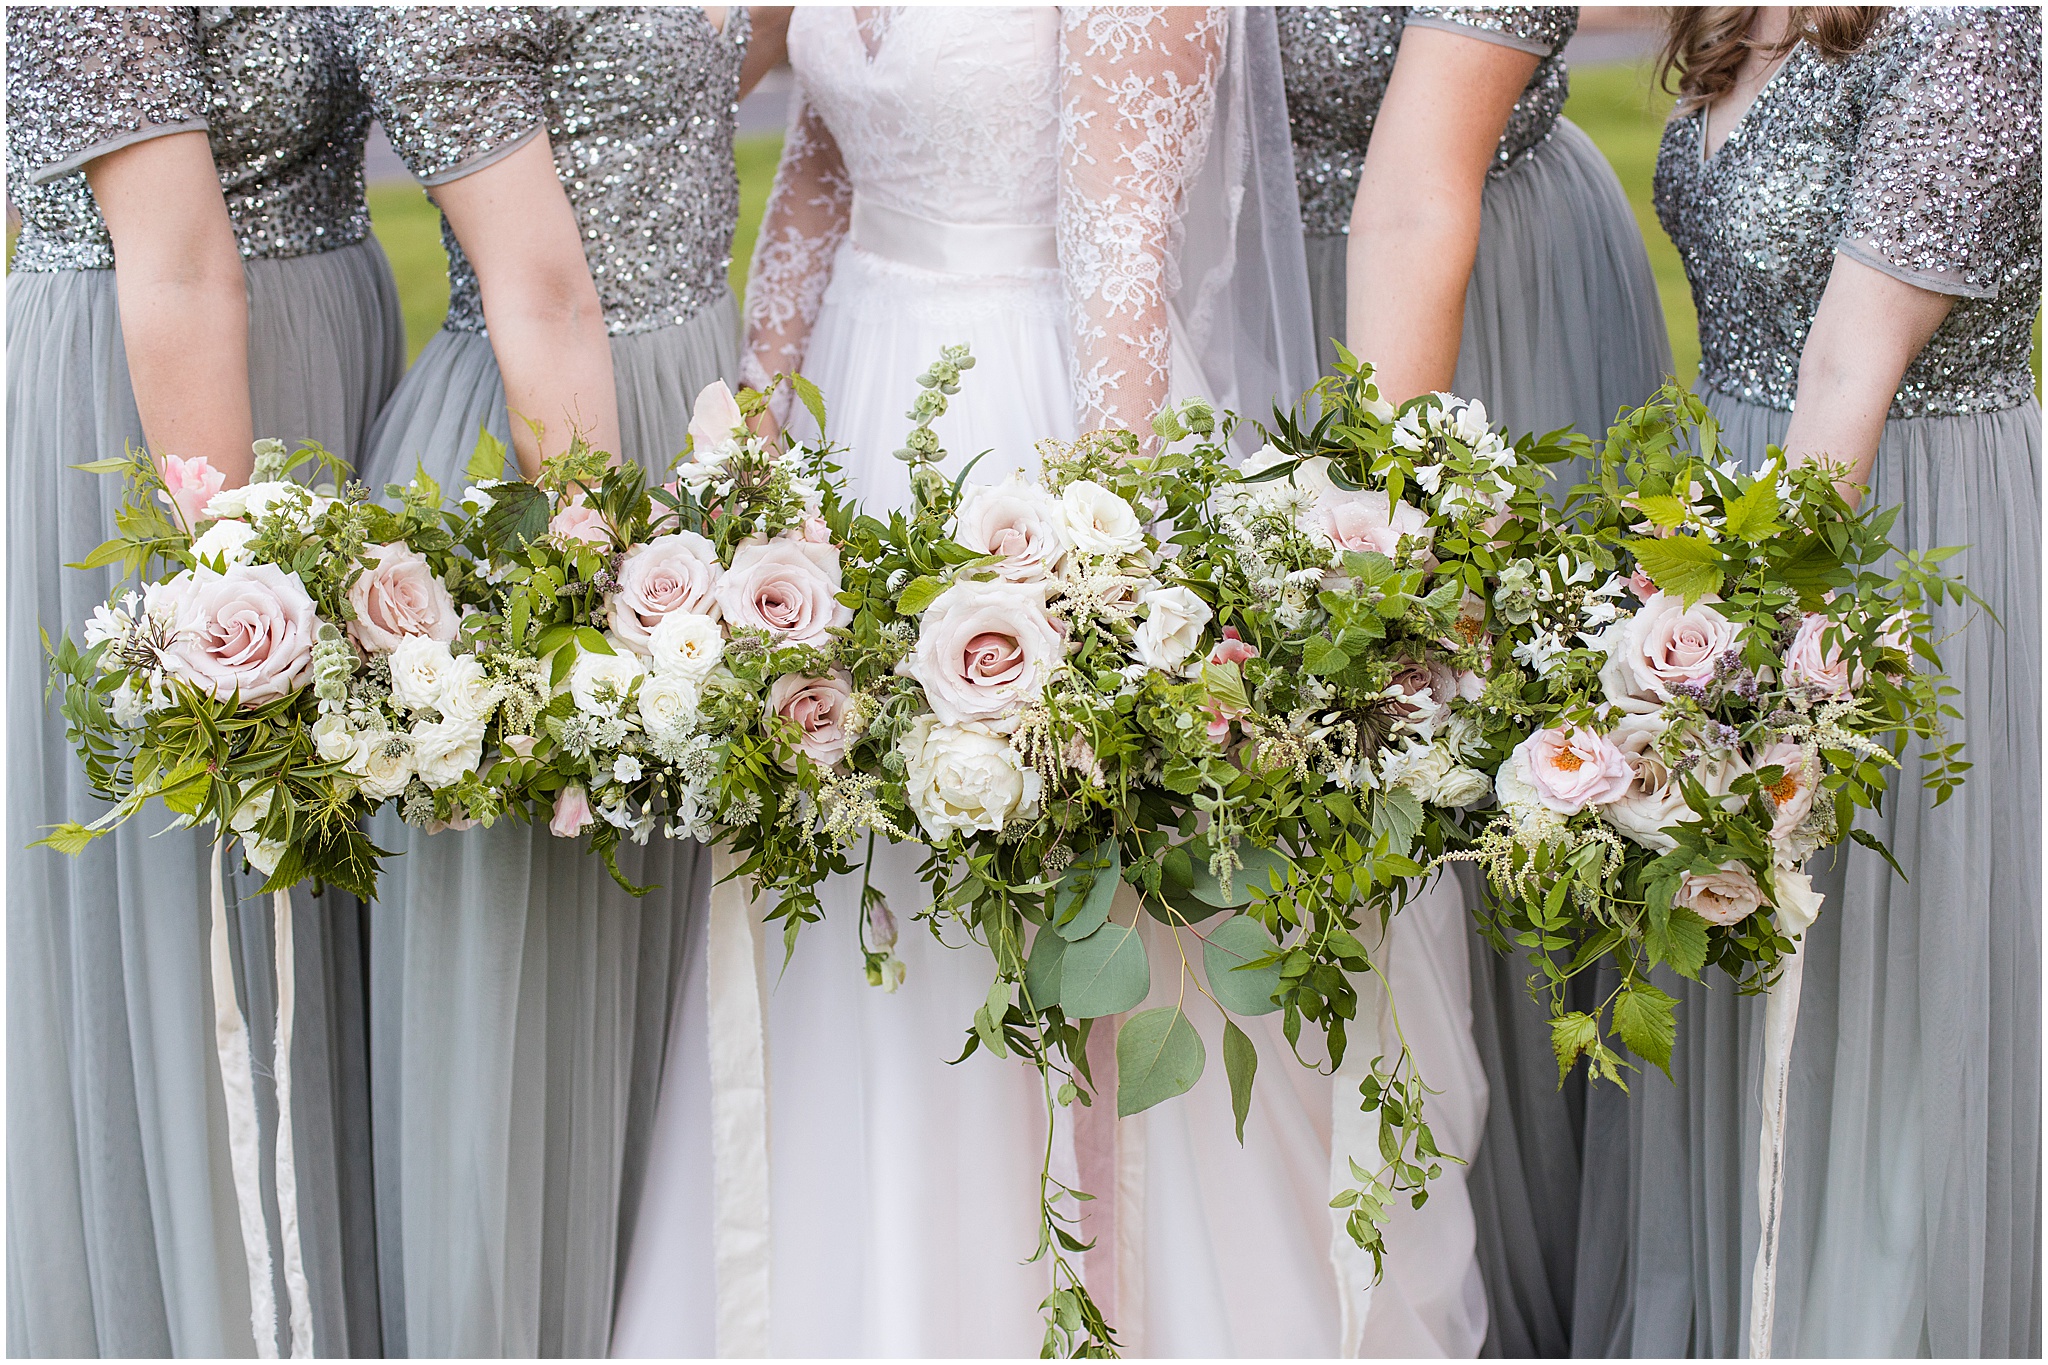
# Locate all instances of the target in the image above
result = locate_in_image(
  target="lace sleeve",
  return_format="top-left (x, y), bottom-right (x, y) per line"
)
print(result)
top-left (740, 89), bottom-right (853, 396)
top-left (14, 6), bottom-right (207, 186)
top-left (1839, 7), bottom-right (2041, 300)
top-left (1057, 6), bottom-right (1226, 437)
top-left (1404, 7), bottom-right (1578, 59)
top-left (355, 7), bottom-right (551, 187)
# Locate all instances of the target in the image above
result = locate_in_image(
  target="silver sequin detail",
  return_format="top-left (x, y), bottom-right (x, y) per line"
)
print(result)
top-left (7, 6), bottom-right (373, 273)
top-left (1654, 6), bottom-right (2041, 419)
top-left (358, 6), bottom-right (747, 338)
top-left (1278, 6), bottom-right (1578, 238)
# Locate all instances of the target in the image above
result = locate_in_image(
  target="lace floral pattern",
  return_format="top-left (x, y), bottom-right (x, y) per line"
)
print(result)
top-left (741, 97), bottom-right (854, 391)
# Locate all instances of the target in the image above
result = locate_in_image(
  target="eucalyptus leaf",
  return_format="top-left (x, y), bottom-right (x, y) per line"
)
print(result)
top-left (1050, 839), bottom-right (1119, 940)
top-left (1222, 1019), bottom-right (1258, 1144)
top-left (1202, 915), bottom-right (1284, 1016)
top-left (1059, 920), bottom-right (1149, 1019)
top-left (1116, 1006), bottom-right (1205, 1117)
top-left (1023, 925), bottom-right (1066, 1013)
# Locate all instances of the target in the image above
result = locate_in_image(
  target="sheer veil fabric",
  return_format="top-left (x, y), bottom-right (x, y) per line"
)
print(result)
top-left (609, 7), bottom-right (1363, 1357)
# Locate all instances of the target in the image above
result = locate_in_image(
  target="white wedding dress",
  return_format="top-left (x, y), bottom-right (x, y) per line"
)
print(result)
top-left (611, 7), bottom-right (1483, 1357)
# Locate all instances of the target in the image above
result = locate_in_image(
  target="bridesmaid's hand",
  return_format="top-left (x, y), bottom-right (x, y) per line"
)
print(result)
top-left (1781, 254), bottom-right (1956, 509)
top-left (87, 129), bottom-right (255, 488)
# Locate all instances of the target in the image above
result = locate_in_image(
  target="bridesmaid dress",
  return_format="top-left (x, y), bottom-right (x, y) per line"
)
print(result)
top-left (1278, 8), bottom-right (1671, 1354)
top-left (6, 7), bottom-right (401, 1356)
top-left (1578, 7), bottom-right (2041, 1356)
top-left (352, 7), bottom-right (746, 1355)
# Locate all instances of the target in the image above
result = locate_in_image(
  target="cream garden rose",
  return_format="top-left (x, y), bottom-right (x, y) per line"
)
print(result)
top-left (1675, 861), bottom-right (1765, 926)
top-left (1060, 480), bottom-right (1146, 559)
top-left (954, 478), bottom-right (1073, 581)
top-left (716, 534), bottom-right (851, 646)
top-left (1783, 612), bottom-right (1855, 694)
top-left (568, 642), bottom-right (646, 715)
top-left (1611, 591), bottom-right (1738, 701)
top-left (637, 672), bottom-right (701, 738)
top-left (902, 578), bottom-right (1064, 728)
top-left (645, 610), bottom-right (724, 686)
top-left (1513, 725), bottom-right (1634, 814)
top-left (1132, 583), bottom-right (1213, 675)
top-left (898, 717), bottom-right (1042, 841)
top-left (388, 635), bottom-right (459, 713)
top-left (348, 541), bottom-right (459, 654)
top-left (1599, 713), bottom-right (1740, 852)
top-left (191, 518), bottom-right (258, 567)
top-left (609, 531), bottom-right (723, 652)
top-left (1314, 488), bottom-right (1433, 564)
top-left (410, 716), bottom-right (485, 790)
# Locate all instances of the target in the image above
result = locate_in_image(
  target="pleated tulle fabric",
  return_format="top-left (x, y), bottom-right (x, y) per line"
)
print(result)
top-left (358, 297), bottom-right (735, 1358)
top-left (1302, 118), bottom-right (1674, 1359)
top-left (6, 238), bottom-right (404, 1358)
top-left (1571, 392), bottom-right (2042, 1359)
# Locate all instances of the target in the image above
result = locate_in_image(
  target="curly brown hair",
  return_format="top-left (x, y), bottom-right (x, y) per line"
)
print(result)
top-left (1656, 6), bottom-right (1888, 112)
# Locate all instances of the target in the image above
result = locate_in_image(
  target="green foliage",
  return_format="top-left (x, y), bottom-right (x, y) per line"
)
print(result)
top-left (1116, 1006), bottom-right (1205, 1117)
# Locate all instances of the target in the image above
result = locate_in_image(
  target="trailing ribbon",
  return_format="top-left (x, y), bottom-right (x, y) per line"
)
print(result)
top-left (1747, 940), bottom-right (1806, 1359)
top-left (207, 845), bottom-right (316, 1359)
top-left (707, 847), bottom-right (772, 1357)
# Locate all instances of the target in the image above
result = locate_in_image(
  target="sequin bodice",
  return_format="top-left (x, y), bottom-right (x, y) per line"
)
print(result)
top-left (1654, 7), bottom-right (2041, 419)
top-left (360, 6), bottom-right (748, 337)
top-left (1279, 6), bottom-right (1578, 238)
top-left (7, 6), bottom-right (373, 273)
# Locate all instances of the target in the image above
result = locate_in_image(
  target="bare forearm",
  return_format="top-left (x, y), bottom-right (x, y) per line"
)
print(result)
top-left (484, 295), bottom-right (619, 476)
top-left (1345, 207), bottom-right (1481, 402)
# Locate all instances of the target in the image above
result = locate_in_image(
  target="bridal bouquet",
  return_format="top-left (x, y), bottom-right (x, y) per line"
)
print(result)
top-left (458, 378), bottom-right (861, 908)
top-left (41, 439), bottom-right (517, 897)
top-left (1457, 388), bottom-right (1970, 1083)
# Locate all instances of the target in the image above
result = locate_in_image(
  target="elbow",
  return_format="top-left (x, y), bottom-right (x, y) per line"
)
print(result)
top-left (487, 262), bottom-right (607, 339)
top-left (1348, 191), bottom-right (1474, 250)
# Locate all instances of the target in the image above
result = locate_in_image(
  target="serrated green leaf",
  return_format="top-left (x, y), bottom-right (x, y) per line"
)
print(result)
top-left (31, 822), bottom-right (101, 856)
top-left (480, 480), bottom-right (550, 551)
top-left (1614, 980), bottom-right (1678, 1075)
top-left (1302, 634), bottom-right (1350, 676)
top-left (1222, 1019), bottom-right (1258, 1144)
top-left (1550, 1011), bottom-right (1600, 1083)
top-left (787, 372), bottom-right (828, 437)
top-left (1059, 920), bottom-right (1149, 1019)
top-left (895, 574), bottom-right (945, 617)
top-left (1117, 1006), bottom-right (1205, 1117)
top-left (1660, 906), bottom-right (1711, 978)
top-left (1721, 473), bottom-right (1784, 543)
top-left (69, 456), bottom-right (135, 475)
top-left (1629, 535), bottom-right (1724, 605)
top-left (1630, 493), bottom-right (1691, 529)
top-left (466, 426), bottom-right (512, 483)
top-left (1201, 915), bottom-right (1283, 1016)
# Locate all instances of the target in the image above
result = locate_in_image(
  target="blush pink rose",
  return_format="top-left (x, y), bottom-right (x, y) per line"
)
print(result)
top-left (158, 563), bottom-right (319, 706)
top-left (687, 380), bottom-right (745, 456)
top-left (348, 542), bottom-right (459, 655)
top-left (954, 478), bottom-right (1073, 582)
top-left (1623, 591), bottom-right (1737, 699)
top-left (1783, 612), bottom-right (1855, 695)
top-left (159, 453), bottom-right (228, 533)
top-left (716, 533), bottom-right (851, 646)
top-left (767, 670), bottom-right (854, 768)
top-left (1628, 566), bottom-right (1658, 602)
top-left (1513, 725), bottom-right (1634, 814)
top-left (901, 578), bottom-right (1064, 729)
top-left (550, 784), bottom-right (594, 837)
top-left (1675, 862), bottom-right (1764, 926)
top-left (1208, 626), bottom-right (1258, 668)
top-left (1315, 489), bottom-right (1434, 565)
top-left (608, 531), bottom-right (723, 653)
top-left (1751, 739), bottom-right (1819, 842)
top-left (549, 495), bottom-right (612, 545)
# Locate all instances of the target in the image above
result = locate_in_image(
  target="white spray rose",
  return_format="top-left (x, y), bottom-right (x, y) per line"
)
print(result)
top-left (191, 518), bottom-right (258, 566)
top-left (312, 712), bottom-right (357, 764)
top-left (411, 716), bottom-right (485, 790)
top-left (1060, 480), bottom-right (1146, 558)
top-left (645, 610), bottom-right (724, 686)
top-left (898, 717), bottom-right (1042, 841)
top-left (637, 672), bottom-right (702, 738)
top-left (1132, 583), bottom-right (1213, 675)
top-left (568, 642), bottom-right (646, 715)
top-left (434, 654), bottom-right (498, 727)
top-left (347, 730), bottom-right (416, 801)
top-left (388, 636), bottom-right (458, 713)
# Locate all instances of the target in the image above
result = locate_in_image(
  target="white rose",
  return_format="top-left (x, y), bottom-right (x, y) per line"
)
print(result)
top-left (953, 477), bottom-right (1073, 582)
top-left (1060, 479), bottom-right (1146, 559)
top-left (568, 642), bottom-right (646, 715)
top-left (1380, 737), bottom-right (1455, 799)
top-left (348, 730), bottom-right (415, 801)
top-left (206, 479), bottom-right (309, 527)
top-left (1773, 869), bottom-right (1825, 936)
top-left (898, 717), bottom-right (1042, 842)
top-left (312, 712), bottom-right (356, 764)
top-left (191, 518), bottom-right (258, 566)
top-left (637, 671), bottom-right (701, 738)
top-left (242, 834), bottom-right (287, 877)
top-left (645, 610), bottom-right (724, 686)
top-left (1435, 765), bottom-right (1493, 808)
top-left (388, 635), bottom-right (458, 713)
top-left (229, 787), bottom-right (272, 837)
top-left (434, 654), bottom-right (498, 727)
top-left (1132, 583), bottom-right (1213, 675)
top-left (411, 716), bottom-right (485, 790)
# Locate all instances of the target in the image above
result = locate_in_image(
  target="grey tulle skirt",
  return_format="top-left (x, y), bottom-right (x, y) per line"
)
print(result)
top-left (1308, 118), bottom-right (1675, 1358)
top-left (358, 294), bottom-right (735, 1357)
top-left (1573, 393), bottom-right (2042, 1358)
top-left (7, 238), bottom-right (404, 1357)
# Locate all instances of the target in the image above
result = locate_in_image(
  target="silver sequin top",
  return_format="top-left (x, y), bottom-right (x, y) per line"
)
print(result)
top-left (358, 6), bottom-right (748, 337)
top-left (7, 6), bottom-right (374, 273)
top-left (1279, 6), bottom-right (1578, 238)
top-left (1654, 6), bottom-right (2042, 419)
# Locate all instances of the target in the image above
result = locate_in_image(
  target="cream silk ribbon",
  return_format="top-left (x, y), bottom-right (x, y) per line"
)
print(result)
top-left (708, 847), bottom-right (773, 1357)
top-left (208, 845), bottom-right (314, 1359)
top-left (1747, 940), bottom-right (1806, 1359)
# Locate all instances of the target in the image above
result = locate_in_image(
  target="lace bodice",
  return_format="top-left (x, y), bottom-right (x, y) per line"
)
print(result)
top-left (1653, 5), bottom-right (2041, 419)
top-left (358, 6), bottom-right (748, 337)
top-left (1278, 6), bottom-right (1578, 238)
top-left (7, 5), bottom-right (374, 273)
top-left (742, 5), bottom-right (1227, 436)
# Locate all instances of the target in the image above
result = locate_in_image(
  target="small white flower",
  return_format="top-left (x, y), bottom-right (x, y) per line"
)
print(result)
top-left (347, 730), bottom-right (416, 801)
top-left (191, 518), bottom-right (259, 567)
top-left (434, 655), bottom-right (499, 727)
top-left (312, 712), bottom-right (357, 763)
top-left (1131, 583), bottom-right (1213, 676)
top-left (645, 610), bottom-right (724, 685)
top-left (568, 641), bottom-right (646, 715)
top-left (388, 636), bottom-right (458, 713)
top-left (1412, 463), bottom-right (1445, 496)
top-left (637, 672), bottom-right (701, 739)
top-left (411, 715), bottom-right (486, 790)
top-left (460, 481), bottom-right (505, 513)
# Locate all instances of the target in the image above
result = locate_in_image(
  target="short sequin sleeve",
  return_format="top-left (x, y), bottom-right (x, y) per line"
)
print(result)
top-left (1840, 6), bottom-right (2043, 299)
top-left (1404, 6), bottom-right (1578, 59)
top-left (12, 5), bottom-right (208, 185)
top-left (356, 7), bottom-right (552, 187)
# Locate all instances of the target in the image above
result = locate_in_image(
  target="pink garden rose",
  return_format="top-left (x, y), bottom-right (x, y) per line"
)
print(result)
top-left (1675, 861), bottom-right (1765, 926)
top-left (549, 495), bottom-right (612, 545)
top-left (902, 578), bottom-right (1064, 729)
top-left (1513, 725), bottom-right (1634, 814)
top-left (608, 531), bottom-right (723, 652)
top-left (158, 563), bottom-right (319, 706)
top-left (767, 670), bottom-right (854, 768)
top-left (1598, 713), bottom-right (1741, 852)
top-left (716, 533), bottom-right (851, 646)
top-left (954, 478), bottom-right (1073, 582)
top-left (348, 541), bottom-right (458, 655)
top-left (1751, 739), bottom-right (1819, 842)
top-left (550, 783), bottom-right (594, 837)
top-left (159, 453), bottom-right (227, 533)
top-left (1783, 612), bottom-right (1855, 695)
top-left (1628, 566), bottom-right (1658, 602)
top-left (1208, 626), bottom-right (1258, 668)
top-left (1314, 489), bottom-right (1433, 565)
top-left (1616, 591), bottom-right (1737, 700)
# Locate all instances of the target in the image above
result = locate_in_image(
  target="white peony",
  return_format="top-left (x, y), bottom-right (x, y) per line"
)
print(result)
top-left (411, 716), bottom-right (485, 790)
top-left (645, 610), bottom-right (724, 686)
top-left (898, 717), bottom-right (1042, 841)
top-left (637, 671), bottom-right (701, 738)
top-left (388, 636), bottom-right (458, 713)
top-left (1132, 583), bottom-right (1213, 675)
top-left (191, 518), bottom-right (258, 566)
top-left (568, 641), bottom-right (646, 715)
top-left (1060, 479), bottom-right (1146, 559)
